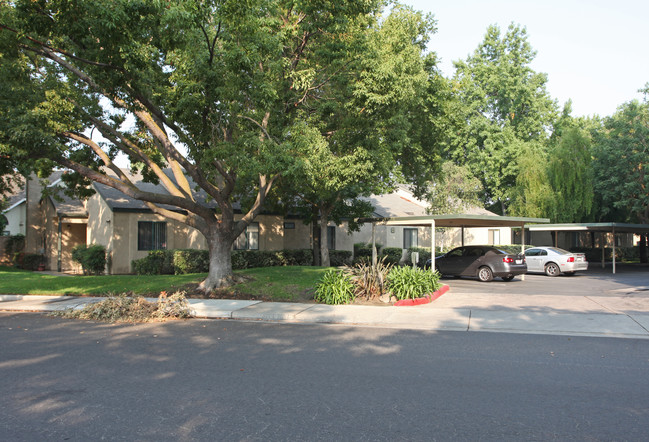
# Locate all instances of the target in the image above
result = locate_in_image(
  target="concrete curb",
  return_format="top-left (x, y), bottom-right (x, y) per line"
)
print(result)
top-left (393, 284), bottom-right (450, 306)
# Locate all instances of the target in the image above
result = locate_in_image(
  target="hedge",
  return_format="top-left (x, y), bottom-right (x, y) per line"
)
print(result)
top-left (132, 248), bottom-right (352, 275)
top-left (71, 244), bottom-right (107, 275)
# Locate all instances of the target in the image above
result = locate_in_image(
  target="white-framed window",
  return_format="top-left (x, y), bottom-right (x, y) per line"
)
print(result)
top-left (488, 229), bottom-right (500, 245)
top-left (234, 222), bottom-right (259, 250)
top-left (138, 221), bottom-right (167, 250)
top-left (403, 228), bottom-right (418, 249)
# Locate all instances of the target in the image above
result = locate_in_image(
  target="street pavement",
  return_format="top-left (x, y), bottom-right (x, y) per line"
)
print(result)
top-left (2, 266), bottom-right (649, 339)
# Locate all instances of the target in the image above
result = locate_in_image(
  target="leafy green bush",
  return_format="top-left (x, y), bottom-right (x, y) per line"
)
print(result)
top-left (132, 250), bottom-right (174, 275)
top-left (71, 244), bottom-right (106, 275)
top-left (232, 249), bottom-right (315, 270)
top-left (381, 247), bottom-right (404, 265)
top-left (314, 268), bottom-right (355, 305)
top-left (329, 250), bottom-right (352, 266)
top-left (22, 253), bottom-right (45, 270)
top-left (283, 249), bottom-right (313, 266)
top-left (353, 243), bottom-right (382, 263)
top-left (173, 249), bottom-right (210, 274)
top-left (386, 266), bottom-right (441, 301)
top-left (570, 246), bottom-right (638, 263)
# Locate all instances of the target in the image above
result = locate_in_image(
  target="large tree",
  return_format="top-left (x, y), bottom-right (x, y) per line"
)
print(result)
top-left (277, 4), bottom-right (442, 266)
top-left (592, 89), bottom-right (649, 225)
top-left (0, 0), bottom-right (419, 289)
top-left (448, 23), bottom-right (557, 214)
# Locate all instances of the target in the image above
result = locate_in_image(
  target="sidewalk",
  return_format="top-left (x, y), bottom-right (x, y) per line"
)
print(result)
top-left (2, 292), bottom-right (649, 339)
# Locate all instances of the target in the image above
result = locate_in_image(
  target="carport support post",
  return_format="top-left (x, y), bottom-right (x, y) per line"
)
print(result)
top-left (601, 233), bottom-right (606, 269)
top-left (612, 227), bottom-right (616, 274)
top-left (371, 223), bottom-right (377, 267)
top-left (521, 223), bottom-right (525, 281)
top-left (430, 220), bottom-right (435, 273)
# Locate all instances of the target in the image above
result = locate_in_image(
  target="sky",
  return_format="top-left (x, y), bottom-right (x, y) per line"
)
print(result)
top-left (404, 0), bottom-right (649, 118)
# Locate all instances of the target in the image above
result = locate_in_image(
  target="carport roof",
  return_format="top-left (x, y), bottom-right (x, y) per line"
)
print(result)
top-left (526, 222), bottom-right (649, 234)
top-left (359, 214), bottom-right (550, 228)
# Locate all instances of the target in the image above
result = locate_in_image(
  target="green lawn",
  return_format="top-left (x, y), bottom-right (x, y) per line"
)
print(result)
top-left (0, 266), bottom-right (328, 301)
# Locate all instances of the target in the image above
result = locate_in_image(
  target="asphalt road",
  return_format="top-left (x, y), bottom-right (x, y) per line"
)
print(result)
top-left (1, 313), bottom-right (648, 441)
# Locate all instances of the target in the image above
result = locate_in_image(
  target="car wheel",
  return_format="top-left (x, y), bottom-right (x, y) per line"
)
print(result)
top-left (544, 262), bottom-right (560, 277)
top-left (477, 266), bottom-right (493, 282)
top-left (502, 275), bottom-right (515, 282)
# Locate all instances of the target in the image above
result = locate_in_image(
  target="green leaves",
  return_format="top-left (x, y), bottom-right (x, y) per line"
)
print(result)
top-left (448, 23), bottom-right (558, 212)
top-left (592, 99), bottom-right (649, 224)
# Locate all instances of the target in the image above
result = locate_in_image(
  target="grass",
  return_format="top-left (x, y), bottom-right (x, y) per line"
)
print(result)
top-left (226, 266), bottom-right (328, 301)
top-left (0, 265), bottom-right (328, 301)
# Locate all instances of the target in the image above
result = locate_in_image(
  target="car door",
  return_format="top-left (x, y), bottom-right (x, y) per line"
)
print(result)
top-left (459, 247), bottom-right (485, 276)
top-left (525, 248), bottom-right (542, 272)
top-left (439, 247), bottom-right (465, 274)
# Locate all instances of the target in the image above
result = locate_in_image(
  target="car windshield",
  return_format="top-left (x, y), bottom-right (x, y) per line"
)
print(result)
top-left (548, 247), bottom-right (571, 255)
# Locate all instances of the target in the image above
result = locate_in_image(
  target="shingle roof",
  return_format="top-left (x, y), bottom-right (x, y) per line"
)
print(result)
top-left (362, 186), bottom-right (496, 218)
top-left (93, 169), bottom-right (229, 212)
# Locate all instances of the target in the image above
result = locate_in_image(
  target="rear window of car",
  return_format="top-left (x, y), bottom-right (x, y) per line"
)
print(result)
top-left (548, 247), bottom-right (571, 255)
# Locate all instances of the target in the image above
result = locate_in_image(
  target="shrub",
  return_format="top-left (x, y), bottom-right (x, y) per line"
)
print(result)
top-left (132, 250), bottom-right (174, 275)
top-left (381, 247), bottom-right (404, 265)
top-left (386, 266), bottom-right (441, 301)
top-left (173, 249), bottom-right (209, 274)
top-left (22, 253), bottom-right (45, 270)
top-left (353, 243), bottom-right (382, 263)
top-left (6, 234), bottom-right (25, 267)
top-left (231, 249), bottom-right (315, 270)
top-left (343, 257), bottom-right (393, 300)
top-left (329, 250), bottom-right (352, 266)
top-left (314, 268), bottom-right (355, 305)
top-left (283, 249), bottom-right (313, 266)
top-left (71, 244), bottom-right (107, 275)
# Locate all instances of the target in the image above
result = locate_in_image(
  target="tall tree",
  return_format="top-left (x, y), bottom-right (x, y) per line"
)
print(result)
top-left (448, 23), bottom-right (557, 214)
top-left (426, 161), bottom-right (482, 215)
top-left (276, 4), bottom-right (442, 267)
top-left (592, 88), bottom-right (649, 225)
top-left (0, 0), bottom-right (403, 289)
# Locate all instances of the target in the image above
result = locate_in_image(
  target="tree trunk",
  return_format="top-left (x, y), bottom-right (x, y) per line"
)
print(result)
top-left (320, 210), bottom-right (330, 268)
top-left (312, 206), bottom-right (321, 266)
top-left (198, 229), bottom-right (234, 292)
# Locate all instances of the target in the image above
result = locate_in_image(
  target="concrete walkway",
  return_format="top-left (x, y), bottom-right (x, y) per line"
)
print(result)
top-left (2, 287), bottom-right (649, 339)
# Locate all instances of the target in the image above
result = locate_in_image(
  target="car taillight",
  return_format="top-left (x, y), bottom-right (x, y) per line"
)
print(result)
top-left (567, 257), bottom-right (575, 263)
top-left (502, 257), bottom-right (514, 263)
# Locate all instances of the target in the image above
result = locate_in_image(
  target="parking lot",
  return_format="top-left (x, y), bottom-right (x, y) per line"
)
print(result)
top-left (432, 263), bottom-right (649, 315)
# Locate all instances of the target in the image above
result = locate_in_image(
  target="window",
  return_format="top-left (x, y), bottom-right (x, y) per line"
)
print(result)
top-left (234, 223), bottom-right (259, 250)
top-left (284, 222), bottom-right (295, 229)
top-left (138, 221), bottom-right (167, 250)
top-left (327, 226), bottom-right (336, 250)
top-left (488, 229), bottom-right (500, 245)
top-left (403, 228), bottom-right (418, 249)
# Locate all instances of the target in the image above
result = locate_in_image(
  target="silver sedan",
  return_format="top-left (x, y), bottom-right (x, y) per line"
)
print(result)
top-left (524, 246), bottom-right (588, 276)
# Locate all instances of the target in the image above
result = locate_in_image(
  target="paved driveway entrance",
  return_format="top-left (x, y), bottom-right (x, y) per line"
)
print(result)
top-left (432, 264), bottom-right (649, 316)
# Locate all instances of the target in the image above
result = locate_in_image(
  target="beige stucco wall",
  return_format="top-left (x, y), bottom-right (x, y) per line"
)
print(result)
top-left (86, 193), bottom-right (114, 273)
top-left (40, 198), bottom-right (87, 273)
top-left (107, 212), bottom-right (311, 274)
top-left (282, 219), bottom-right (312, 250)
top-left (327, 221), bottom-right (354, 252)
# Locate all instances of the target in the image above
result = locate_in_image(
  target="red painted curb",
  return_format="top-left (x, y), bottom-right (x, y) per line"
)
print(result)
top-left (393, 284), bottom-right (450, 306)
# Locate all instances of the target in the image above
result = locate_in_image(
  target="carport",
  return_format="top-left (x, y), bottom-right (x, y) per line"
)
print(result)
top-left (526, 223), bottom-right (649, 274)
top-left (359, 214), bottom-right (550, 271)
